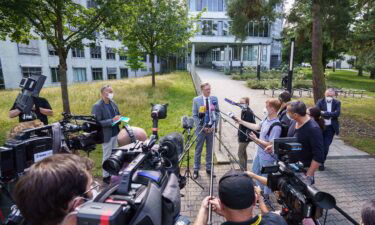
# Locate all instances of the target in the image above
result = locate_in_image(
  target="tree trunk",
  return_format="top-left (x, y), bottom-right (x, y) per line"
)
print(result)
top-left (311, 0), bottom-right (326, 103)
top-left (151, 53), bottom-right (156, 87)
top-left (58, 52), bottom-right (70, 114)
top-left (358, 67), bottom-right (363, 76)
top-left (370, 68), bottom-right (375, 79)
top-left (332, 60), bottom-right (336, 72)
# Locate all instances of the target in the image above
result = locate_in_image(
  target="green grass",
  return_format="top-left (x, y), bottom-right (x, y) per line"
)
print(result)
top-left (0, 72), bottom-right (198, 177)
top-left (302, 68), bottom-right (375, 94)
top-left (298, 69), bottom-right (375, 155)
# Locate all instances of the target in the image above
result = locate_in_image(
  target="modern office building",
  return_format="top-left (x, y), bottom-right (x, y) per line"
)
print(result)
top-left (188, 0), bottom-right (283, 70)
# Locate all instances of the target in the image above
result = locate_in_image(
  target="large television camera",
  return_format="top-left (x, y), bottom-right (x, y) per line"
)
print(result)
top-left (77, 104), bottom-right (189, 225)
top-left (0, 114), bottom-right (103, 182)
top-left (14, 74), bottom-right (46, 114)
top-left (261, 138), bottom-right (336, 225)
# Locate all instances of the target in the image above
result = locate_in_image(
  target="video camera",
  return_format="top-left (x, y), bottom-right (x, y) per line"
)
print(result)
top-left (261, 138), bottom-right (336, 225)
top-left (14, 74), bottom-right (46, 114)
top-left (77, 104), bottom-right (189, 225)
top-left (0, 114), bottom-right (103, 182)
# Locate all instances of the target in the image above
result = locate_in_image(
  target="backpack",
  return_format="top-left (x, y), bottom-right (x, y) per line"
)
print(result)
top-left (266, 121), bottom-right (289, 138)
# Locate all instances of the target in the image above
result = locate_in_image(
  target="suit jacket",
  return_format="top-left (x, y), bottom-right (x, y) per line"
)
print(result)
top-left (91, 99), bottom-right (120, 143)
top-left (316, 98), bottom-right (341, 135)
top-left (192, 95), bottom-right (220, 130)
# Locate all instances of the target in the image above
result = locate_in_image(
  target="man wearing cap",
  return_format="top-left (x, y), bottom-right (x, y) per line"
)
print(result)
top-left (194, 170), bottom-right (287, 225)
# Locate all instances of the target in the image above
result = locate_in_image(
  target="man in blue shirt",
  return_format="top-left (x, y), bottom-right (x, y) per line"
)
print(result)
top-left (238, 99), bottom-right (282, 196)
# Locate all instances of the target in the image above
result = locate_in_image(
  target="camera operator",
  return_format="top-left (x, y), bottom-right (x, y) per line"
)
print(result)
top-left (91, 85), bottom-right (121, 184)
top-left (192, 82), bottom-right (220, 179)
top-left (236, 99), bottom-right (282, 196)
top-left (277, 91), bottom-right (292, 128)
top-left (286, 101), bottom-right (324, 183)
top-left (194, 170), bottom-right (287, 225)
top-left (361, 199), bottom-right (375, 225)
top-left (237, 97), bottom-right (256, 170)
top-left (13, 154), bottom-right (95, 225)
top-left (9, 96), bottom-right (53, 125)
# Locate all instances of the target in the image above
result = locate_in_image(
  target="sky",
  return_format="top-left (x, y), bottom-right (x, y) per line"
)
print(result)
top-left (284, 0), bottom-right (295, 14)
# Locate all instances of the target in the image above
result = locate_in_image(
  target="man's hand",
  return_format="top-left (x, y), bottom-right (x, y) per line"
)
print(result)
top-left (209, 197), bottom-right (224, 216)
top-left (254, 186), bottom-right (263, 202)
top-left (200, 196), bottom-right (211, 210)
top-left (246, 171), bottom-right (256, 178)
top-left (264, 145), bottom-right (273, 154)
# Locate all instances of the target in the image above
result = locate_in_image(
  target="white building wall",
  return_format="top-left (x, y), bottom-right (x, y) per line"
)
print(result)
top-left (0, 38), bottom-right (160, 89)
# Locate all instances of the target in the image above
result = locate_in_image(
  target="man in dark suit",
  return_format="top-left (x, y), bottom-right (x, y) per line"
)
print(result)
top-left (316, 88), bottom-right (341, 171)
top-left (192, 82), bottom-right (220, 179)
top-left (92, 85), bottom-right (121, 183)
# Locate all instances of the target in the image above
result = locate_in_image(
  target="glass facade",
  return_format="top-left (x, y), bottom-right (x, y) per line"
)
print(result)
top-left (0, 59), bottom-right (4, 89)
top-left (73, 68), bottom-right (87, 82)
top-left (189, 0), bottom-right (226, 12)
top-left (210, 45), bottom-right (267, 62)
top-left (196, 20), bottom-right (269, 37)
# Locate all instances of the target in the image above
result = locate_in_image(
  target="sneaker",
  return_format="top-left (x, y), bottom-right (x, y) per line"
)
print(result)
top-left (193, 171), bottom-right (199, 179)
top-left (206, 170), bottom-right (216, 178)
top-left (319, 164), bottom-right (325, 171)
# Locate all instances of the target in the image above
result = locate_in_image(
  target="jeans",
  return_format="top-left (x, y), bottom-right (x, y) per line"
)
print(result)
top-left (238, 142), bottom-right (250, 170)
top-left (102, 135), bottom-right (118, 178)
top-left (323, 125), bottom-right (335, 162)
top-left (252, 154), bottom-right (275, 195)
top-left (194, 128), bottom-right (213, 171)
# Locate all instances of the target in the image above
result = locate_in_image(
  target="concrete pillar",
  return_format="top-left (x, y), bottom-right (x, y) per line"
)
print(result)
top-left (191, 43), bottom-right (195, 71)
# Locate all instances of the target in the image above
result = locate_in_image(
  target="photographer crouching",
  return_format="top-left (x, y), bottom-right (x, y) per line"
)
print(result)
top-left (194, 170), bottom-right (287, 225)
top-left (13, 154), bottom-right (96, 225)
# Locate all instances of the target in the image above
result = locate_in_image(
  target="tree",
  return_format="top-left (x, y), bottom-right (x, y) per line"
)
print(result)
top-left (125, 44), bottom-right (146, 77)
top-left (226, 0), bottom-right (282, 74)
top-left (2, 0), bottom-right (121, 113)
top-left (113, 0), bottom-right (195, 87)
top-left (285, 0), bottom-right (354, 102)
top-left (349, 0), bottom-right (375, 79)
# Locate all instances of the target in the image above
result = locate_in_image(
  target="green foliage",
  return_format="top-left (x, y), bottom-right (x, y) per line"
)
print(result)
top-left (126, 44), bottom-right (146, 76)
top-left (113, 0), bottom-right (196, 87)
top-left (226, 0), bottom-right (282, 42)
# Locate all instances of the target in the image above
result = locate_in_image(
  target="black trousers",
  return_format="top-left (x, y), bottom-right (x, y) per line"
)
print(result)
top-left (323, 125), bottom-right (336, 162)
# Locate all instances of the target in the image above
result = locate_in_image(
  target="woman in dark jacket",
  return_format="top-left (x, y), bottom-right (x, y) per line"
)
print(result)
top-left (308, 106), bottom-right (325, 131)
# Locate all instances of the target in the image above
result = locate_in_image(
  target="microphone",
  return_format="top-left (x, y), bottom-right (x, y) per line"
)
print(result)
top-left (181, 116), bottom-right (195, 130)
top-left (224, 98), bottom-right (246, 110)
top-left (198, 106), bottom-right (206, 119)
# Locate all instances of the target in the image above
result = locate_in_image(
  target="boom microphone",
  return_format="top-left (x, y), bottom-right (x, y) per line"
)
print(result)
top-left (181, 116), bottom-right (195, 130)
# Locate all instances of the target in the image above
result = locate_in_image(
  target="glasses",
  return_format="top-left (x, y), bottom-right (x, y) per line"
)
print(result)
top-left (81, 181), bottom-right (101, 199)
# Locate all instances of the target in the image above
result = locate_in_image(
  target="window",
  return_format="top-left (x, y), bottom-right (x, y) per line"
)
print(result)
top-left (120, 68), bottom-right (128, 78)
top-left (106, 47), bottom-right (116, 60)
top-left (218, 0), bottom-right (223, 11)
top-left (18, 40), bottom-right (40, 55)
top-left (72, 47), bottom-right (85, 58)
top-left (87, 0), bottom-right (97, 8)
top-left (107, 67), bottom-right (117, 79)
top-left (0, 59), bottom-right (4, 89)
top-left (90, 46), bottom-right (101, 59)
top-left (22, 67), bottom-right (42, 77)
top-left (262, 46), bottom-right (267, 62)
top-left (92, 68), bottom-right (103, 80)
top-left (141, 67), bottom-right (148, 72)
top-left (119, 54), bottom-right (127, 61)
top-left (73, 68), bottom-right (87, 82)
top-left (51, 68), bottom-right (61, 83)
top-left (196, 0), bottom-right (203, 11)
top-left (141, 54), bottom-right (147, 62)
top-left (202, 20), bottom-right (213, 35)
top-left (48, 44), bottom-right (58, 56)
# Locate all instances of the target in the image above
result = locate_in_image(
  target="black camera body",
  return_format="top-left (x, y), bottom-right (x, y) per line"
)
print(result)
top-left (14, 75), bottom-right (46, 114)
top-left (262, 138), bottom-right (336, 225)
top-left (0, 114), bottom-right (103, 183)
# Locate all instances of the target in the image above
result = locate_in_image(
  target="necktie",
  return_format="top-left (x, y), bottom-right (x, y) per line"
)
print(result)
top-left (205, 98), bottom-right (209, 112)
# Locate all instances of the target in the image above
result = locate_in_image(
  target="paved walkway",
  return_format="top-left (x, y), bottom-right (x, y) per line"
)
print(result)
top-left (180, 67), bottom-right (374, 225)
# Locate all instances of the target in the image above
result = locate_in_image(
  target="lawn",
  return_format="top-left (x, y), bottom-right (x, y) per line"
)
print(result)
top-left (298, 69), bottom-right (375, 155)
top-left (0, 72), bottom-right (197, 177)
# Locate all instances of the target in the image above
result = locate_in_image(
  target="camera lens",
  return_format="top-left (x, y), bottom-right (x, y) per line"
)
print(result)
top-left (102, 150), bottom-right (127, 175)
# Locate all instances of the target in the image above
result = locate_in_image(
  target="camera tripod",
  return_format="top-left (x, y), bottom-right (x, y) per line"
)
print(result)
top-left (179, 126), bottom-right (205, 190)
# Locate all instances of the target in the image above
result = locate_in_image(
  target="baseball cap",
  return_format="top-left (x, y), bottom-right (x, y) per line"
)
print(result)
top-left (219, 170), bottom-right (255, 210)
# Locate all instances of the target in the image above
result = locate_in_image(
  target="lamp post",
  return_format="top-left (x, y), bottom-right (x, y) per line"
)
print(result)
top-left (287, 38), bottom-right (295, 94)
top-left (257, 42), bottom-right (262, 80)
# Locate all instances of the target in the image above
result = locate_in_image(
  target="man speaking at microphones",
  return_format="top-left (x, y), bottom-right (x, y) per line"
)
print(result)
top-left (192, 82), bottom-right (220, 179)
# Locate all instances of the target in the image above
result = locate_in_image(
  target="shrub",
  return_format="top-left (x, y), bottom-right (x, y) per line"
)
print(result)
top-left (293, 80), bottom-right (313, 89)
top-left (247, 80), bottom-right (266, 89)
